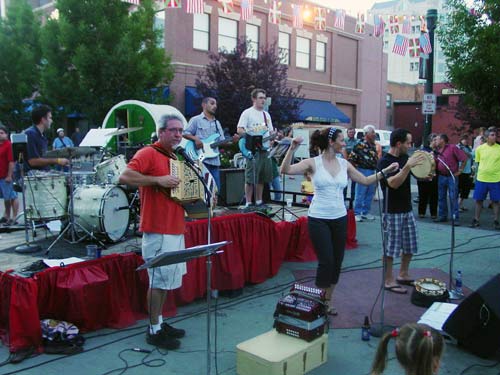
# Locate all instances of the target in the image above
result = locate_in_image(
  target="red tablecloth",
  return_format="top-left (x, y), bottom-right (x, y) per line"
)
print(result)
top-left (0, 212), bottom-right (356, 352)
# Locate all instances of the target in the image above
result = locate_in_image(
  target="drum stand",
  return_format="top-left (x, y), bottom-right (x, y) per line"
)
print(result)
top-left (46, 152), bottom-right (106, 255)
top-left (435, 156), bottom-right (463, 300)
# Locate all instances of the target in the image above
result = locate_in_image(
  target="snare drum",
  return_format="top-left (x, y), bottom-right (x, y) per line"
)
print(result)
top-left (25, 173), bottom-right (68, 220)
top-left (411, 150), bottom-right (436, 179)
top-left (67, 171), bottom-right (96, 186)
top-left (73, 185), bottom-right (130, 242)
top-left (95, 155), bottom-right (127, 185)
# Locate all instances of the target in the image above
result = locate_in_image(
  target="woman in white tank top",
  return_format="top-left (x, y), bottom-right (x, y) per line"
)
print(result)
top-left (280, 127), bottom-right (398, 315)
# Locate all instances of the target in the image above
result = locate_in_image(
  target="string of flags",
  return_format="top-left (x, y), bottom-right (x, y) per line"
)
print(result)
top-left (123, 0), bottom-right (434, 57)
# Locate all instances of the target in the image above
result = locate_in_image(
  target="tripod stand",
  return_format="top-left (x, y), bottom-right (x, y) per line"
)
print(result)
top-left (274, 173), bottom-right (298, 221)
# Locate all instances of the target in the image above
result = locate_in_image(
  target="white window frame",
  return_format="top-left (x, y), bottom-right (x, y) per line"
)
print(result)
top-left (296, 36), bottom-right (310, 69)
top-left (218, 17), bottom-right (238, 52)
top-left (193, 13), bottom-right (210, 51)
top-left (246, 24), bottom-right (259, 59)
top-left (315, 41), bottom-right (326, 72)
top-left (278, 32), bottom-right (290, 65)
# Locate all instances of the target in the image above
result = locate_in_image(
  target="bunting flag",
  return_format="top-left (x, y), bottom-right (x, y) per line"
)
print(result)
top-left (218, 0), bottom-right (233, 14)
top-left (409, 38), bottom-right (420, 58)
top-left (401, 17), bottom-right (411, 34)
top-left (315, 7), bottom-right (326, 31)
top-left (419, 32), bottom-right (432, 54)
top-left (240, 0), bottom-right (253, 20)
top-left (334, 9), bottom-right (345, 30)
top-left (292, 4), bottom-right (303, 29)
top-left (166, 0), bottom-right (181, 8)
top-left (419, 15), bottom-right (428, 32)
top-left (186, 0), bottom-right (204, 13)
top-left (392, 34), bottom-right (409, 56)
top-left (355, 12), bottom-right (365, 34)
top-left (122, 0), bottom-right (140, 4)
top-left (389, 15), bottom-right (399, 34)
top-left (373, 15), bottom-right (385, 38)
top-left (268, 1), bottom-right (281, 25)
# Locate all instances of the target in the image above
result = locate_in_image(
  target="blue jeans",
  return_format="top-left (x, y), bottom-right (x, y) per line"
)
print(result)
top-left (438, 175), bottom-right (459, 220)
top-left (203, 164), bottom-right (220, 191)
top-left (354, 168), bottom-right (376, 216)
top-left (269, 175), bottom-right (282, 201)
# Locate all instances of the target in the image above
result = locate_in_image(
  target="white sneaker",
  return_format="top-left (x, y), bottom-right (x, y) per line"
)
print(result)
top-left (355, 215), bottom-right (363, 222)
top-left (362, 214), bottom-right (376, 220)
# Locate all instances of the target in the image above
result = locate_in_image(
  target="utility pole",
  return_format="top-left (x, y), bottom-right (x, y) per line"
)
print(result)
top-left (422, 9), bottom-right (437, 147)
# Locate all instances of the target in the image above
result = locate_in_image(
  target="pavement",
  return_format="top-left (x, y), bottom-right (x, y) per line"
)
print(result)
top-left (0, 177), bottom-right (499, 375)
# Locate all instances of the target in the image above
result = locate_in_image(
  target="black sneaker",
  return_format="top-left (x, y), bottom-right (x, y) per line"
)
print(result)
top-left (0, 217), bottom-right (8, 224)
top-left (494, 220), bottom-right (500, 230)
top-left (470, 219), bottom-right (480, 228)
top-left (161, 322), bottom-right (185, 338)
top-left (146, 330), bottom-right (180, 350)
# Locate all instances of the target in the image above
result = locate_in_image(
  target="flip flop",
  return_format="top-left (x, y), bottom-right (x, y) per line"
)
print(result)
top-left (396, 278), bottom-right (415, 286)
top-left (384, 285), bottom-right (408, 294)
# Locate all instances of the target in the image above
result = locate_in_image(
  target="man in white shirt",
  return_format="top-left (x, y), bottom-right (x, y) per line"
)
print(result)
top-left (237, 89), bottom-right (275, 207)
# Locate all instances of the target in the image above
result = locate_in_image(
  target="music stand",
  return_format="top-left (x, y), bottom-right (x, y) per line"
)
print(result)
top-left (137, 241), bottom-right (230, 375)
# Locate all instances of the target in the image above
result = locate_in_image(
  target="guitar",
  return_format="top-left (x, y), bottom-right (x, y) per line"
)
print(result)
top-left (181, 134), bottom-right (233, 161)
top-left (238, 134), bottom-right (277, 159)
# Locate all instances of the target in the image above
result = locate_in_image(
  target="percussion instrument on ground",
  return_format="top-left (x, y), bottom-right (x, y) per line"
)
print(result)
top-left (24, 173), bottom-right (68, 220)
top-left (411, 150), bottom-right (435, 179)
top-left (73, 185), bottom-right (130, 242)
top-left (411, 277), bottom-right (449, 308)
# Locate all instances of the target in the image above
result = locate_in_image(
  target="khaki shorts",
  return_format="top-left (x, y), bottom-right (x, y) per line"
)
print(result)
top-left (245, 151), bottom-right (273, 184)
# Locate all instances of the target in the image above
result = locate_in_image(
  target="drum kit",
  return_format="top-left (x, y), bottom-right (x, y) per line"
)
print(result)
top-left (23, 128), bottom-right (142, 251)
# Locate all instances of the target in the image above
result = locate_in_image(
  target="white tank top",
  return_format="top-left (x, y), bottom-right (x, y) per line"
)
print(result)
top-left (308, 155), bottom-right (348, 219)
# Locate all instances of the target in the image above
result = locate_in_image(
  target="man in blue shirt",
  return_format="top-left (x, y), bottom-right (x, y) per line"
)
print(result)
top-left (183, 97), bottom-right (228, 190)
top-left (53, 128), bottom-right (74, 149)
top-left (25, 106), bottom-right (69, 171)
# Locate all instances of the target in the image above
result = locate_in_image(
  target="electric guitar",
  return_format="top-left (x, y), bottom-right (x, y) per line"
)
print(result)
top-left (181, 134), bottom-right (233, 162)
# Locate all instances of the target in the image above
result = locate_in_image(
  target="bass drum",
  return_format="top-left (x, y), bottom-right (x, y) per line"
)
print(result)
top-left (73, 185), bottom-right (130, 242)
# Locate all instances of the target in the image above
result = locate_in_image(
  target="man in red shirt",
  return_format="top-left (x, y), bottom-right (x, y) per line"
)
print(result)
top-left (0, 125), bottom-right (19, 226)
top-left (119, 114), bottom-right (186, 350)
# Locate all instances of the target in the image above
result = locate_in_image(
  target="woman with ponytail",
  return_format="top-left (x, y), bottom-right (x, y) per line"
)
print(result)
top-left (280, 127), bottom-right (398, 315)
top-left (371, 323), bottom-right (444, 375)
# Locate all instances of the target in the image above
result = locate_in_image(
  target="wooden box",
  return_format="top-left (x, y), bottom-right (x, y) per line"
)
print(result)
top-left (236, 330), bottom-right (328, 375)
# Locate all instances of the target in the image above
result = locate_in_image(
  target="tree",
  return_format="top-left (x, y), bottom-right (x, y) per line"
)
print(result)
top-left (40, 0), bottom-right (174, 126)
top-left (196, 39), bottom-right (303, 135)
top-left (439, 0), bottom-right (500, 128)
top-left (0, 0), bottom-right (41, 130)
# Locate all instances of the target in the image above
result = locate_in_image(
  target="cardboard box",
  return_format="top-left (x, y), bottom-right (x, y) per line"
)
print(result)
top-left (236, 330), bottom-right (328, 375)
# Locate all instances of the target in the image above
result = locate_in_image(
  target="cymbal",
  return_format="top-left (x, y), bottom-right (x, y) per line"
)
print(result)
top-left (45, 146), bottom-right (97, 159)
top-left (106, 127), bottom-right (142, 136)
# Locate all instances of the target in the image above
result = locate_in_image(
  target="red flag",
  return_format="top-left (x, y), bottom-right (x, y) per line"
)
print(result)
top-left (334, 9), bottom-right (345, 30)
top-left (268, 1), bottom-right (281, 25)
top-left (409, 38), bottom-right (420, 57)
top-left (389, 15), bottom-right (399, 34)
top-left (166, 0), bottom-right (181, 8)
top-left (355, 12), bottom-right (365, 34)
top-left (218, 0), bottom-right (233, 14)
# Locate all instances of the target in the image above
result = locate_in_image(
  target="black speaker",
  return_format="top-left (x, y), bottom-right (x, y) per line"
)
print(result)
top-left (220, 168), bottom-right (245, 206)
top-left (443, 274), bottom-right (500, 358)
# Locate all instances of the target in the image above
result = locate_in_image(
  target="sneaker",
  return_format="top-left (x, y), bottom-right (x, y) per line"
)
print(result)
top-left (494, 220), bottom-right (500, 230)
top-left (362, 214), bottom-right (375, 220)
top-left (0, 217), bottom-right (8, 224)
top-left (355, 215), bottom-right (363, 222)
top-left (161, 322), bottom-right (186, 338)
top-left (470, 219), bottom-right (480, 228)
top-left (146, 330), bottom-right (180, 350)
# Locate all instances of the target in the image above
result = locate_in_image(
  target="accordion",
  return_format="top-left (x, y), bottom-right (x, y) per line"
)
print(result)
top-left (169, 159), bottom-right (204, 203)
top-left (274, 284), bottom-right (328, 342)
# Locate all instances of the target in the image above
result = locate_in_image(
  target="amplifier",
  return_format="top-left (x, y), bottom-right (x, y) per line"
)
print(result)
top-left (220, 168), bottom-right (245, 206)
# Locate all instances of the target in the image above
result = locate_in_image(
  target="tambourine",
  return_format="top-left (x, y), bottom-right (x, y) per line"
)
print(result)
top-left (414, 277), bottom-right (447, 297)
top-left (411, 150), bottom-right (435, 179)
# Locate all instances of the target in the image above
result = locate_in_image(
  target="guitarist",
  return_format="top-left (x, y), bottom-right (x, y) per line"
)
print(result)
top-left (237, 89), bottom-right (276, 208)
top-left (183, 97), bottom-right (226, 189)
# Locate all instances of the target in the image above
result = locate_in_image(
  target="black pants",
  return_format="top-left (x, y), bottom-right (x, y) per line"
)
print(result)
top-left (458, 173), bottom-right (472, 199)
top-left (307, 216), bottom-right (347, 288)
top-left (417, 178), bottom-right (438, 217)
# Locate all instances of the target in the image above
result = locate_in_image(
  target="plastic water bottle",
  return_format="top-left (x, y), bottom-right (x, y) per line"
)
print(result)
top-left (361, 316), bottom-right (371, 341)
top-left (455, 270), bottom-right (463, 295)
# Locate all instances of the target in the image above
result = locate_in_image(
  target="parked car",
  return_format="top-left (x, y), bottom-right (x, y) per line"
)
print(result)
top-left (354, 128), bottom-right (392, 153)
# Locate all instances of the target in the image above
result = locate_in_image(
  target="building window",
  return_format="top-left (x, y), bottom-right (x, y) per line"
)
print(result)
top-left (383, 40), bottom-right (389, 49)
top-left (193, 13), bottom-right (209, 51)
top-left (154, 14), bottom-right (165, 48)
top-left (411, 25), bottom-right (421, 34)
top-left (278, 32), bottom-right (290, 65)
top-left (386, 94), bottom-right (392, 108)
top-left (315, 41), bottom-right (326, 72)
top-left (410, 62), bottom-right (420, 71)
top-left (218, 17), bottom-right (238, 52)
top-left (246, 24), bottom-right (259, 59)
top-left (296, 36), bottom-right (310, 69)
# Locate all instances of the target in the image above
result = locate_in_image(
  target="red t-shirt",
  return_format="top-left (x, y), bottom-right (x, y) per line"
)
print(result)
top-left (127, 143), bottom-right (185, 235)
top-left (0, 140), bottom-right (13, 179)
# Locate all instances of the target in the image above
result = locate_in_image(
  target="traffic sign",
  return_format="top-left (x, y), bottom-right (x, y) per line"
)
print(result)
top-left (422, 94), bottom-right (436, 115)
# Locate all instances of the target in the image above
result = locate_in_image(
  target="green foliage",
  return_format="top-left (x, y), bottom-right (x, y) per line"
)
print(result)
top-left (439, 0), bottom-right (500, 127)
top-left (0, 0), bottom-right (41, 130)
top-left (196, 38), bottom-right (303, 135)
top-left (40, 0), bottom-right (173, 126)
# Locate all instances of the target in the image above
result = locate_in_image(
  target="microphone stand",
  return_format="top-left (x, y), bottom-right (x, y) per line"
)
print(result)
top-left (436, 156), bottom-right (463, 300)
top-left (15, 154), bottom-right (41, 254)
top-left (181, 157), bottom-right (216, 375)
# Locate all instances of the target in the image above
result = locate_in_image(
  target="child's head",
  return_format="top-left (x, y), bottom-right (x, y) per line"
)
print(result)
top-left (371, 323), bottom-right (444, 375)
top-left (303, 171), bottom-right (312, 181)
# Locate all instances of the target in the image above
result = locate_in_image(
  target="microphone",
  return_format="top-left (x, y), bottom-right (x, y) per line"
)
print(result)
top-left (175, 146), bottom-right (196, 165)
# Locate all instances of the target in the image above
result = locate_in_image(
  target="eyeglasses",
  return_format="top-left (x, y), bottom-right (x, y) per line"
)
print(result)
top-left (162, 128), bottom-right (183, 134)
top-left (256, 96), bottom-right (266, 100)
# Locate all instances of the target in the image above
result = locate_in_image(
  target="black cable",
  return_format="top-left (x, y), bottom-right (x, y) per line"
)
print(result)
top-left (459, 360), bottom-right (500, 375)
top-left (98, 348), bottom-right (166, 375)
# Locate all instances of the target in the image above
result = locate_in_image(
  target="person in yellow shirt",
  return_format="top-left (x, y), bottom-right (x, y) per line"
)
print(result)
top-left (301, 170), bottom-right (314, 205)
top-left (471, 127), bottom-right (500, 229)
